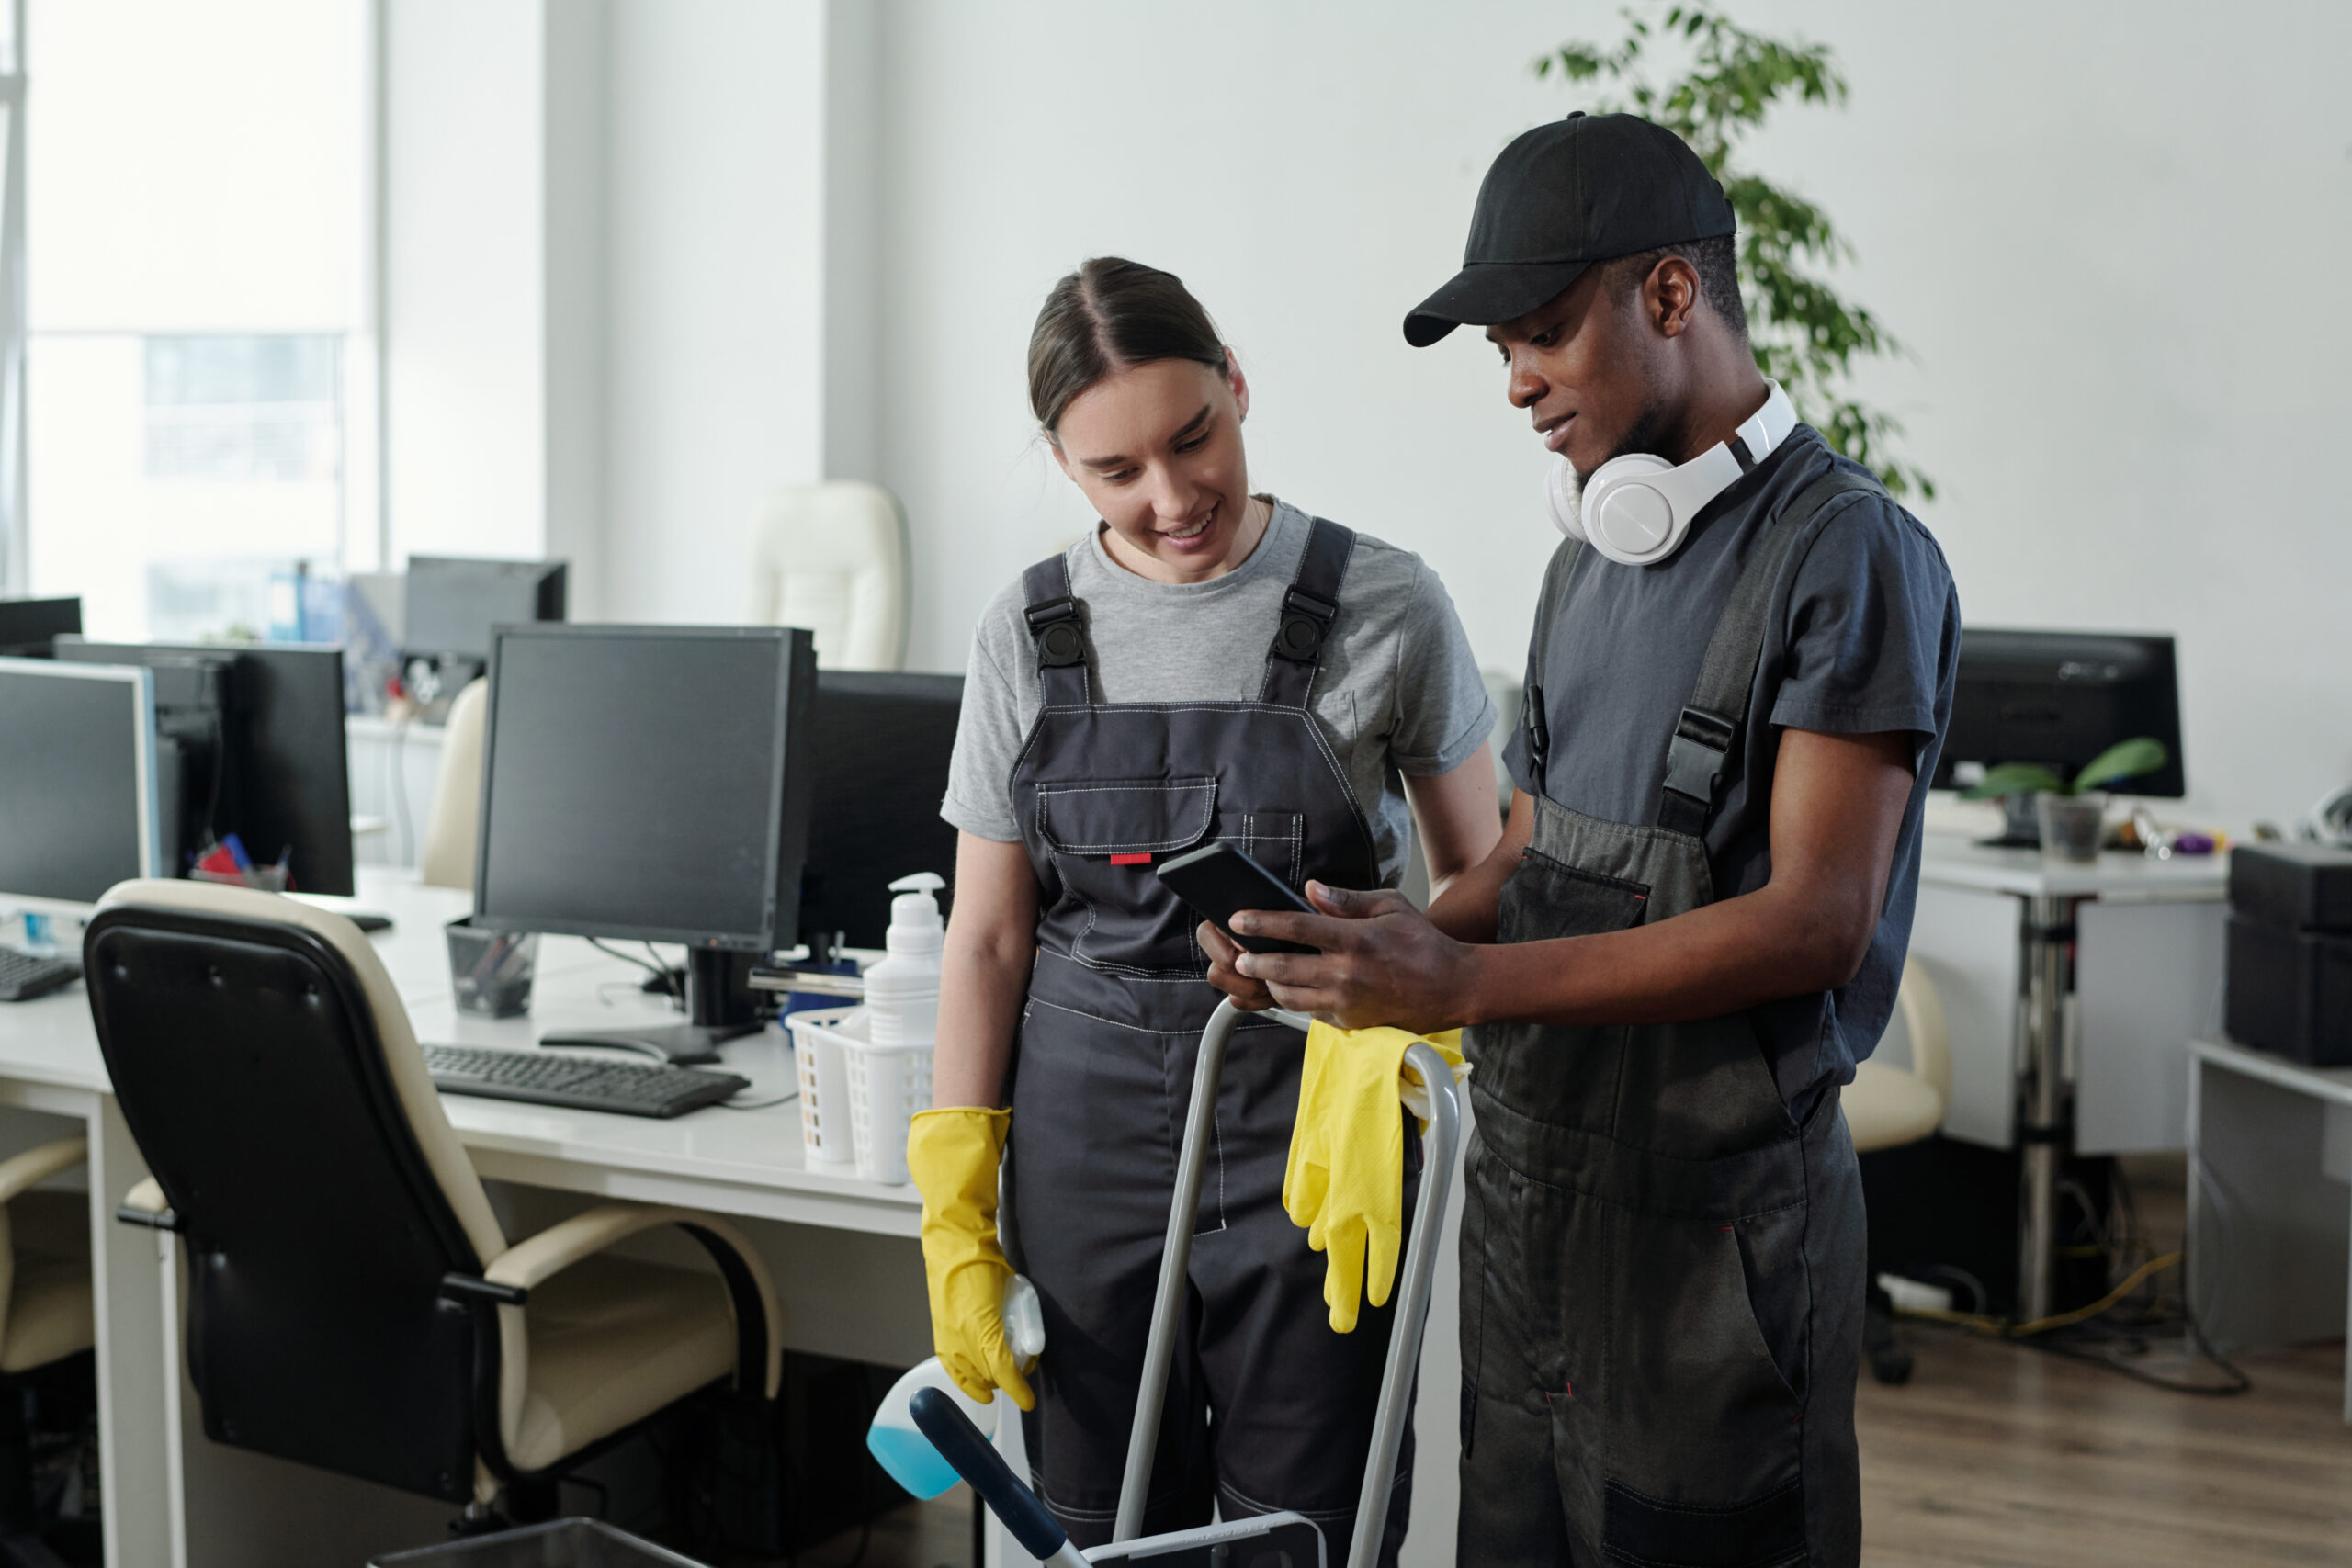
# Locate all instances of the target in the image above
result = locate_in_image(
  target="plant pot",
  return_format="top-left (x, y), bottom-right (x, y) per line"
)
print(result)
top-left (2035, 792), bottom-right (2104, 864)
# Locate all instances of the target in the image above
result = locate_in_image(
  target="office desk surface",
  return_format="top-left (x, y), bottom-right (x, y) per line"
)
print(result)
top-left (2, 867), bottom-right (922, 1235)
top-left (1918, 831), bottom-right (2229, 902)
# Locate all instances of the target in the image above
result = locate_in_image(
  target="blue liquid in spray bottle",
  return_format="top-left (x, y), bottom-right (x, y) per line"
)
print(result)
top-left (867, 1275), bottom-right (1045, 1499)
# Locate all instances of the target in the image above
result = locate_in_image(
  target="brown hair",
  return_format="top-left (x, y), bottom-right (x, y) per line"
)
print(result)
top-left (1026, 257), bottom-right (1227, 437)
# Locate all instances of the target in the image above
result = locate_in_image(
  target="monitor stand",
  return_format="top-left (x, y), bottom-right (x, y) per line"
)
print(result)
top-left (540, 948), bottom-right (759, 1066)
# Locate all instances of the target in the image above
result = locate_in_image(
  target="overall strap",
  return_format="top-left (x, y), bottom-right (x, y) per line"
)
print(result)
top-left (1258, 517), bottom-right (1356, 707)
top-left (1021, 553), bottom-right (1092, 707)
top-left (1656, 469), bottom-right (1887, 836)
top-left (1519, 536), bottom-right (1586, 799)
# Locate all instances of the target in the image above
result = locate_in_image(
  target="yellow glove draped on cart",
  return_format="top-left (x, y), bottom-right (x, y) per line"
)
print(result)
top-left (1283, 1021), bottom-right (1468, 1333)
top-left (907, 1106), bottom-right (1035, 1409)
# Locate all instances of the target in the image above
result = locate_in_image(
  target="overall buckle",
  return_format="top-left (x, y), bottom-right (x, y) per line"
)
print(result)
top-left (1025, 596), bottom-right (1088, 668)
top-left (1273, 586), bottom-right (1338, 663)
top-left (1662, 707), bottom-right (1736, 812)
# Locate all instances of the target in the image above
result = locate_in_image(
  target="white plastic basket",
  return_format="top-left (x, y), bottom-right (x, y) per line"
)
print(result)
top-left (787, 1005), bottom-right (934, 1184)
top-left (845, 1034), bottom-right (934, 1185)
top-left (787, 1007), bottom-right (861, 1173)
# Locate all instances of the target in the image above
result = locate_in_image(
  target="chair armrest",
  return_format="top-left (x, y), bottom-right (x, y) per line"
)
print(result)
top-left (484, 1202), bottom-right (784, 1399)
top-left (483, 1203), bottom-right (697, 1292)
top-left (114, 1175), bottom-right (178, 1232)
top-left (0, 1137), bottom-right (86, 1207)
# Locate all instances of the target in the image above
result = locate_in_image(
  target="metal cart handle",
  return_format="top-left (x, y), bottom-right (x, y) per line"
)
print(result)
top-left (1114, 998), bottom-right (1463, 1568)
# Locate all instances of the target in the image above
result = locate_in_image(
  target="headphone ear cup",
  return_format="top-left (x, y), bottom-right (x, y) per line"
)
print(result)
top-left (1546, 457), bottom-right (1585, 542)
top-left (1577, 453), bottom-right (1681, 566)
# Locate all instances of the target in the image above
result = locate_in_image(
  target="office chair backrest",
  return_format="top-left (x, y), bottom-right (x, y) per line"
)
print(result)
top-left (743, 480), bottom-right (909, 671)
top-left (420, 676), bottom-right (489, 889)
top-left (84, 879), bottom-right (506, 1500)
top-left (1894, 956), bottom-right (1951, 1106)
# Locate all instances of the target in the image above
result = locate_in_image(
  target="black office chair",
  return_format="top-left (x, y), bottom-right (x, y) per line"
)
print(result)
top-left (85, 879), bottom-right (783, 1517)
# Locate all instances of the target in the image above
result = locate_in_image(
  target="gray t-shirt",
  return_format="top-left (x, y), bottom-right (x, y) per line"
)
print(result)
top-left (1502, 428), bottom-right (1962, 1111)
top-left (944, 498), bottom-right (1496, 886)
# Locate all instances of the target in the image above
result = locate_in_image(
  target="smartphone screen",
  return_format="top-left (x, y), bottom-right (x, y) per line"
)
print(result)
top-left (1155, 843), bottom-right (1320, 956)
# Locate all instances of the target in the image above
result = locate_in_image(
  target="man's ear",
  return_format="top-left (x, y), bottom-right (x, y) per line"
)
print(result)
top-left (1226, 347), bottom-right (1250, 423)
top-left (1646, 255), bottom-right (1702, 340)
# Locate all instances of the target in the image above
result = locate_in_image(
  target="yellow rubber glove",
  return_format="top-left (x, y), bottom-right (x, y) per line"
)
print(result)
top-left (907, 1107), bottom-right (1034, 1410)
top-left (1283, 1023), bottom-right (1468, 1333)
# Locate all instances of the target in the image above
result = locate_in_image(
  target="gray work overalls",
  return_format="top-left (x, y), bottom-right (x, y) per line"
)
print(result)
top-left (1463, 472), bottom-right (1876, 1568)
top-left (1001, 519), bottom-right (1417, 1567)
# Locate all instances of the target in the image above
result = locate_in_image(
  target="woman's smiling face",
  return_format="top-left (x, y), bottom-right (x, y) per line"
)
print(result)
top-left (1051, 354), bottom-right (1258, 584)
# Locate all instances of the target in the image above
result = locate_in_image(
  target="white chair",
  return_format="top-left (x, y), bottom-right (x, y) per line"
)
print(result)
top-left (419, 677), bottom-right (489, 890)
top-left (0, 1138), bottom-right (94, 1379)
top-left (743, 481), bottom-right (909, 671)
top-left (1847, 957), bottom-right (1951, 1383)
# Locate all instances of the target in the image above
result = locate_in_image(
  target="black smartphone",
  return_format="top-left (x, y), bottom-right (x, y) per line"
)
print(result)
top-left (1155, 842), bottom-right (1320, 956)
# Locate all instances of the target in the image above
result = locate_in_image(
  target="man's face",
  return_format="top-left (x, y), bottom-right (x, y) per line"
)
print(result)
top-left (1486, 265), bottom-right (1675, 481)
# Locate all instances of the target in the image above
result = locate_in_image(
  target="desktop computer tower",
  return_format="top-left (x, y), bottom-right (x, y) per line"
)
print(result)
top-left (2224, 842), bottom-right (2352, 1066)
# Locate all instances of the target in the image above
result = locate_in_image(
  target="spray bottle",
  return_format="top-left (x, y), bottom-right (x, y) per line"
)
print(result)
top-left (867, 1274), bottom-right (1046, 1498)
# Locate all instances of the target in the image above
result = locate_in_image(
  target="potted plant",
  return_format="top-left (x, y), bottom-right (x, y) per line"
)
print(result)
top-left (1962, 739), bottom-right (2170, 863)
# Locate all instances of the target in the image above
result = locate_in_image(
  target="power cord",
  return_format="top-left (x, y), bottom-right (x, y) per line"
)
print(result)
top-left (718, 1091), bottom-right (799, 1111)
top-left (588, 939), bottom-right (683, 1008)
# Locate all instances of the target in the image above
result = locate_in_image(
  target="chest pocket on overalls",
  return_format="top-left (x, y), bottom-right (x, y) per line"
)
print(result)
top-left (1036, 777), bottom-right (1217, 975)
top-left (1498, 847), bottom-right (1651, 945)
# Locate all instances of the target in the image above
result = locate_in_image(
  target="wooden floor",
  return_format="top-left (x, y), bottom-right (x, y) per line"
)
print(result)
top-left (1857, 1329), bottom-right (2352, 1566)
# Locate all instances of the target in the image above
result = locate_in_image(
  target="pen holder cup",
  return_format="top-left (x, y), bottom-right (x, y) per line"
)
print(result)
top-left (446, 918), bottom-right (538, 1019)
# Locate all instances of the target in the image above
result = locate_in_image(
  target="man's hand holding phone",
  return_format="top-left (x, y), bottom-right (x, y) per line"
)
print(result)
top-left (1158, 844), bottom-right (1480, 1031)
top-left (1226, 882), bottom-right (1481, 1032)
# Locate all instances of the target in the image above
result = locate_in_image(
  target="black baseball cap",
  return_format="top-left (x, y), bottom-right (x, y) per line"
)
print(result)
top-left (1403, 112), bottom-right (1736, 347)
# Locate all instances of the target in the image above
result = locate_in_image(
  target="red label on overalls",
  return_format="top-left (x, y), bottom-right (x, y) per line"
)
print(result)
top-left (1108, 852), bottom-right (1152, 866)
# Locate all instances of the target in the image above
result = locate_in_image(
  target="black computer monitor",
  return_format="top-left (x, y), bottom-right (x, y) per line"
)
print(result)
top-left (403, 557), bottom-right (568, 661)
top-left (797, 671), bottom-right (964, 953)
top-left (0, 598), bottom-right (80, 659)
top-left (58, 638), bottom-right (356, 896)
top-left (0, 658), bottom-right (162, 908)
top-left (472, 624), bottom-right (817, 1063)
top-left (1933, 629), bottom-right (2186, 798)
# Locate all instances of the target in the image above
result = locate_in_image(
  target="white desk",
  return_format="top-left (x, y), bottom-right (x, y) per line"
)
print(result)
top-left (2186, 1038), bottom-right (2352, 1420)
top-left (0, 868), bottom-right (929, 1567)
top-left (1909, 834), bottom-right (2228, 1318)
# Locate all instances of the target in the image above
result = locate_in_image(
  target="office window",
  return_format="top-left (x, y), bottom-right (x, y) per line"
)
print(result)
top-left (23, 0), bottom-right (372, 641)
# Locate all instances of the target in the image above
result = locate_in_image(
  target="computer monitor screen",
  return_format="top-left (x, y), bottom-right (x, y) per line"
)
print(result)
top-left (473, 625), bottom-right (816, 951)
top-left (403, 557), bottom-right (568, 660)
top-left (0, 658), bottom-right (160, 905)
top-left (797, 671), bottom-right (964, 951)
top-left (58, 638), bottom-right (356, 895)
top-left (1934, 629), bottom-right (2186, 798)
top-left (0, 597), bottom-right (80, 658)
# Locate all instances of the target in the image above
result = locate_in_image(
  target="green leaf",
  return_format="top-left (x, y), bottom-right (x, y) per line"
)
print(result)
top-left (1961, 763), bottom-right (2066, 801)
top-left (2070, 738), bottom-right (2167, 795)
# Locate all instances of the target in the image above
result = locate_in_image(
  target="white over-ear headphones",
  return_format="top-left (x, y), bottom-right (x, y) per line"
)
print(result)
top-left (1545, 379), bottom-right (1798, 566)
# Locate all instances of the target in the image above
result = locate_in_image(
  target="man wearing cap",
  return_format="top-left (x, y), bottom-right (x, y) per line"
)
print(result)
top-left (1206, 114), bottom-right (1960, 1566)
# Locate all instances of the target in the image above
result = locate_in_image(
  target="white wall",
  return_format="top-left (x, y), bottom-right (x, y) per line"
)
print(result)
top-left (382, 0), bottom-right (546, 564)
top-left (599, 0), bottom-right (831, 626)
top-left (865, 0), bottom-right (2352, 833)
top-left (384, 0), bottom-right (2352, 829)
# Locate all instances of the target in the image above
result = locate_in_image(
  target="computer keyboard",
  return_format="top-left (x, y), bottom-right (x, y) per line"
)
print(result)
top-left (421, 1043), bottom-right (751, 1119)
top-left (0, 950), bottom-right (81, 1004)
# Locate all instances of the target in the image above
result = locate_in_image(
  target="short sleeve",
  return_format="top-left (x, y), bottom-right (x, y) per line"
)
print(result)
top-left (939, 629), bottom-right (1027, 842)
top-left (1385, 563), bottom-right (1498, 777)
top-left (1768, 498), bottom-right (1960, 767)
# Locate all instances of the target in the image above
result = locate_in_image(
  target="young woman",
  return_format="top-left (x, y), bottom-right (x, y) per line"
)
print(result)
top-left (908, 257), bottom-right (1499, 1566)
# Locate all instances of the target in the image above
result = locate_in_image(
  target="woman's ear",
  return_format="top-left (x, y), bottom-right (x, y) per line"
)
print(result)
top-left (1226, 347), bottom-right (1250, 423)
top-left (1047, 434), bottom-right (1072, 479)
